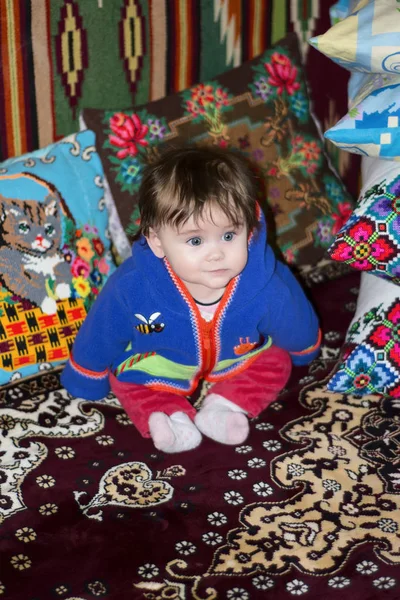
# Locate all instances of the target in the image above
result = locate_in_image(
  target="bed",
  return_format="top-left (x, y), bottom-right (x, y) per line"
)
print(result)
top-left (1, 1), bottom-right (400, 599)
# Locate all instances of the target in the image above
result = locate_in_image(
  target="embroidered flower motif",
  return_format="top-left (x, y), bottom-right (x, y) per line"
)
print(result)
top-left (378, 517), bottom-right (398, 533)
top-left (254, 75), bottom-right (272, 100)
top-left (286, 579), bottom-right (309, 595)
top-left (72, 276), bottom-right (91, 298)
top-left (228, 469), bottom-right (247, 480)
top-left (287, 463), bottom-right (305, 477)
top-left (247, 458), bottom-right (266, 469)
top-left (86, 580), bottom-right (108, 596)
top-left (373, 577), bottom-right (396, 590)
top-left (328, 344), bottom-right (397, 396)
top-left (147, 118), bottom-right (166, 141)
top-left (369, 192), bottom-right (400, 240)
top-left (76, 237), bottom-right (95, 262)
top-left (330, 217), bottom-right (397, 271)
top-left (137, 563), bottom-right (159, 579)
top-left (322, 479), bottom-right (342, 493)
top-left (191, 83), bottom-right (214, 107)
top-left (10, 554), bottom-right (32, 571)
top-left (369, 301), bottom-right (400, 369)
top-left (289, 91), bottom-right (308, 121)
top-left (0, 415), bottom-right (15, 430)
top-left (36, 474), bottom-right (56, 488)
top-left (316, 220), bottom-right (333, 245)
top-left (175, 540), bottom-right (196, 555)
top-left (253, 482), bottom-right (273, 497)
top-left (116, 413), bottom-right (131, 426)
top-left (235, 445), bottom-right (252, 454)
top-left (356, 560), bottom-right (378, 575)
top-left (207, 512), bottom-right (227, 526)
top-left (331, 201), bottom-right (353, 235)
top-left (109, 112), bottom-right (149, 159)
top-left (202, 531), bottom-right (223, 546)
top-left (119, 157), bottom-right (143, 187)
top-left (15, 527), bottom-right (37, 543)
top-left (262, 440), bottom-right (282, 451)
top-left (95, 435), bottom-right (114, 446)
top-left (54, 446), bottom-right (75, 460)
top-left (39, 503), bottom-right (58, 516)
top-left (252, 575), bottom-right (274, 590)
top-left (224, 491), bottom-right (244, 505)
top-left (92, 238), bottom-right (105, 256)
top-left (71, 257), bottom-right (90, 278)
top-left (255, 421), bottom-right (274, 431)
top-left (265, 53), bottom-right (300, 95)
top-left (328, 576), bottom-right (350, 589)
top-left (97, 256), bottom-right (110, 275)
top-left (226, 588), bottom-right (249, 600)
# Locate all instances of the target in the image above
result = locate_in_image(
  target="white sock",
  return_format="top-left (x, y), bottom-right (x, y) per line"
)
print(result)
top-left (148, 411), bottom-right (202, 453)
top-left (194, 393), bottom-right (249, 445)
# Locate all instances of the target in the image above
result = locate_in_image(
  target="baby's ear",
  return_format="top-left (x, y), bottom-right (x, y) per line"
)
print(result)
top-left (145, 228), bottom-right (165, 258)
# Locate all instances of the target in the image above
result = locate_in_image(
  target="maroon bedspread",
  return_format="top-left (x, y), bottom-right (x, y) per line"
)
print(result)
top-left (2, 270), bottom-right (400, 600)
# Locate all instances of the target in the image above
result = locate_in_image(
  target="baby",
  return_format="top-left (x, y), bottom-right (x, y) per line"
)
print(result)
top-left (61, 146), bottom-right (320, 453)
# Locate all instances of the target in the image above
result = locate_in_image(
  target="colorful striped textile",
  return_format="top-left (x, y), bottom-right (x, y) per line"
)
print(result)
top-left (0, 0), bottom-right (358, 194)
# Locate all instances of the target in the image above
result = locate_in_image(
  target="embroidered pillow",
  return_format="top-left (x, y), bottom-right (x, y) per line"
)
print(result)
top-left (81, 33), bottom-right (354, 274)
top-left (324, 73), bottom-right (400, 160)
top-left (309, 0), bottom-right (400, 74)
top-left (327, 271), bottom-right (400, 397)
top-left (0, 130), bottom-right (115, 384)
top-left (328, 157), bottom-right (400, 282)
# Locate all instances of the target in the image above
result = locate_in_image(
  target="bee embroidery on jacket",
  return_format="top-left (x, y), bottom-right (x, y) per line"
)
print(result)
top-left (134, 312), bottom-right (165, 334)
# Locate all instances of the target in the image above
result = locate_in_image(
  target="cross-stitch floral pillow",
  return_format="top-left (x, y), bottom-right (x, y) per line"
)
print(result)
top-left (327, 271), bottom-right (400, 397)
top-left (82, 33), bottom-right (354, 276)
top-left (0, 130), bottom-right (115, 384)
top-left (328, 157), bottom-right (400, 283)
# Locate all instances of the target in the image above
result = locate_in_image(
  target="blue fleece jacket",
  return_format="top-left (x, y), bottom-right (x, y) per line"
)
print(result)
top-left (61, 210), bottom-right (320, 400)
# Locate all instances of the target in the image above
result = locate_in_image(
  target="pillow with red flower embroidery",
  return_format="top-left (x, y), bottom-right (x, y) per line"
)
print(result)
top-left (328, 156), bottom-right (400, 284)
top-left (327, 271), bottom-right (400, 398)
top-left (81, 33), bottom-right (354, 279)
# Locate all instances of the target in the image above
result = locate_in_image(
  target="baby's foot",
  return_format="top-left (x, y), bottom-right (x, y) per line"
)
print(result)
top-left (148, 411), bottom-right (202, 453)
top-left (194, 393), bottom-right (249, 445)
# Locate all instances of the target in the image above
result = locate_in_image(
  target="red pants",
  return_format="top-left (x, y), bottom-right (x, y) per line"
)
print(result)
top-left (109, 346), bottom-right (291, 438)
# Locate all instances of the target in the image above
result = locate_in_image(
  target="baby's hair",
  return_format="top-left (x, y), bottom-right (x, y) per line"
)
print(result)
top-left (135, 145), bottom-right (259, 237)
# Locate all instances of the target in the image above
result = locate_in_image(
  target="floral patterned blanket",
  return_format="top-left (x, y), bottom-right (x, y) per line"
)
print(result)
top-left (2, 270), bottom-right (400, 600)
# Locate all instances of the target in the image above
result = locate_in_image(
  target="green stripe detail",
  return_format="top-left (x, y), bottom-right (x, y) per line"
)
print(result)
top-left (271, 0), bottom-right (287, 44)
top-left (116, 353), bottom-right (197, 379)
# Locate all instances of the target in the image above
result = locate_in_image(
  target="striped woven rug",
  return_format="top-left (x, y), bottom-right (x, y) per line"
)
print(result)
top-left (0, 0), bottom-right (357, 193)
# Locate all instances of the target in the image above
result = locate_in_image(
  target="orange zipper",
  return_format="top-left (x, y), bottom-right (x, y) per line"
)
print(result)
top-left (163, 258), bottom-right (237, 385)
top-left (201, 320), bottom-right (215, 377)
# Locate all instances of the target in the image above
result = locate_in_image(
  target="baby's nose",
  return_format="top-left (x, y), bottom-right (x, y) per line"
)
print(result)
top-left (207, 244), bottom-right (224, 261)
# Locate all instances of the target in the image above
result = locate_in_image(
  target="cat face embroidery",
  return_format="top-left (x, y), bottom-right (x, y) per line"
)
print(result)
top-left (0, 194), bottom-right (60, 253)
top-left (0, 193), bottom-right (72, 314)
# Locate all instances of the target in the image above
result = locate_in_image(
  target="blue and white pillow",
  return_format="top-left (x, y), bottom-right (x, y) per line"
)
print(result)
top-left (0, 130), bottom-right (115, 384)
top-left (324, 73), bottom-right (400, 160)
top-left (310, 0), bottom-right (400, 74)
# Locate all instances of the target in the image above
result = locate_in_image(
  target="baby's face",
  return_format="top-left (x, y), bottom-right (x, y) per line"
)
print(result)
top-left (148, 204), bottom-right (248, 303)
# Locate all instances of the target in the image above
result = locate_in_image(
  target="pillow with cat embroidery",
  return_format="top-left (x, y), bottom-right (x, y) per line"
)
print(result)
top-left (0, 130), bottom-right (115, 384)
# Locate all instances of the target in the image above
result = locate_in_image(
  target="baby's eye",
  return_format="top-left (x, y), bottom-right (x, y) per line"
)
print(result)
top-left (187, 237), bottom-right (202, 246)
top-left (18, 222), bottom-right (30, 234)
top-left (223, 232), bottom-right (235, 242)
